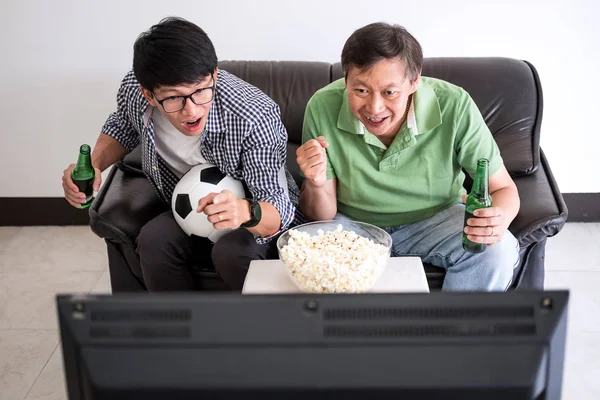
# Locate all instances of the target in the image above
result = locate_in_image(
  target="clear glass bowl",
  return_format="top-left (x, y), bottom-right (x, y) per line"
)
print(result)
top-left (277, 220), bottom-right (392, 293)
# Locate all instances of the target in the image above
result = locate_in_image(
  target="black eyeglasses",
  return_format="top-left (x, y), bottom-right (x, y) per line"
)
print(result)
top-left (153, 77), bottom-right (215, 113)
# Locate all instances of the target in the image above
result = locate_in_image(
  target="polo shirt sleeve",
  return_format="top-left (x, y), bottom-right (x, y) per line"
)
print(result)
top-left (101, 73), bottom-right (140, 153)
top-left (454, 92), bottom-right (503, 178)
top-left (301, 97), bottom-right (336, 180)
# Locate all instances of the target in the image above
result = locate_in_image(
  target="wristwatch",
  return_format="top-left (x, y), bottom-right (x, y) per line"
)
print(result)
top-left (241, 198), bottom-right (262, 228)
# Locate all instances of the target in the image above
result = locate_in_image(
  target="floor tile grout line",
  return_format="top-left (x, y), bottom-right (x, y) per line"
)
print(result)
top-left (20, 339), bottom-right (61, 400)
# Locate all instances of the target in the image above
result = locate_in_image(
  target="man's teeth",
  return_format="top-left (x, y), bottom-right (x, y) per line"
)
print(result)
top-left (367, 117), bottom-right (385, 122)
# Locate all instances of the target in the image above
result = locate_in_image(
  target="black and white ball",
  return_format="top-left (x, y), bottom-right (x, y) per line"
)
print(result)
top-left (171, 163), bottom-right (245, 242)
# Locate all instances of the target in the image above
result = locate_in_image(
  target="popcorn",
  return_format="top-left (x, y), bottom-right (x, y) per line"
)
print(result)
top-left (279, 224), bottom-right (389, 293)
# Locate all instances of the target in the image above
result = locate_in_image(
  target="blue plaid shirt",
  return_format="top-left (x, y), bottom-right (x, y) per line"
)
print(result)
top-left (101, 69), bottom-right (303, 243)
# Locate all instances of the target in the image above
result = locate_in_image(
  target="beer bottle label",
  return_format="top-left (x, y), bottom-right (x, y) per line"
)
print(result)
top-left (73, 178), bottom-right (94, 202)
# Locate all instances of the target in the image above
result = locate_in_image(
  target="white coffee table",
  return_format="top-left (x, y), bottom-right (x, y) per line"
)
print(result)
top-left (242, 257), bottom-right (429, 294)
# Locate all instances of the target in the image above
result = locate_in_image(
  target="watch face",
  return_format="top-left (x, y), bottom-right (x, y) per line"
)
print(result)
top-left (242, 199), bottom-right (261, 228)
top-left (253, 201), bottom-right (262, 221)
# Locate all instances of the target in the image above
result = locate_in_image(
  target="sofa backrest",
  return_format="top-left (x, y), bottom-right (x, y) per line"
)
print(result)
top-left (123, 59), bottom-right (542, 183)
top-left (221, 58), bottom-right (543, 182)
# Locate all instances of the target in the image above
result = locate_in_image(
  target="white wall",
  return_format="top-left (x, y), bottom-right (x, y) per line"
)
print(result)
top-left (0, 0), bottom-right (598, 196)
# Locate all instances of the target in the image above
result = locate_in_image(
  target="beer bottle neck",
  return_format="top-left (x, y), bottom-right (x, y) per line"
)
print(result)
top-left (471, 159), bottom-right (489, 198)
top-left (76, 145), bottom-right (92, 168)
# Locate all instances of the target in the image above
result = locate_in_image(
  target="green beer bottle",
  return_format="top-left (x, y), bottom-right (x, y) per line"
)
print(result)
top-left (71, 144), bottom-right (95, 209)
top-left (462, 158), bottom-right (492, 253)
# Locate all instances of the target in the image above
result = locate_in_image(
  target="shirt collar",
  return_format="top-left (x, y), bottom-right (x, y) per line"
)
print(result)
top-left (337, 78), bottom-right (442, 137)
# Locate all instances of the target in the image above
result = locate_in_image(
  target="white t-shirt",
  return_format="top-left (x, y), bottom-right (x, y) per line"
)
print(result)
top-left (152, 110), bottom-right (206, 178)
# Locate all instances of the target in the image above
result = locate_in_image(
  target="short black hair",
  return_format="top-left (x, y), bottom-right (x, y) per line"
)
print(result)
top-left (341, 22), bottom-right (423, 83)
top-left (133, 17), bottom-right (218, 90)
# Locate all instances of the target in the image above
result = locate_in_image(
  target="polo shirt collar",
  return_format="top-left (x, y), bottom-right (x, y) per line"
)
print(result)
top-left (411, 80), bottom-right (442, 135)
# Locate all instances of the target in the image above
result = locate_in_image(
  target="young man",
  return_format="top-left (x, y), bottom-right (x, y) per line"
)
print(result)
top-left (61, 17), bottom-right (301, 291)
top-left (297, 22), bottom-right (520, 291)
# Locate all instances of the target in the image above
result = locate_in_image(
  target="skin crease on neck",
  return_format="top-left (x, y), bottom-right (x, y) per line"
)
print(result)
top-left (345, 58), bottom-right (420, 147)
top-left (140, 70), bottom-right (218, 137)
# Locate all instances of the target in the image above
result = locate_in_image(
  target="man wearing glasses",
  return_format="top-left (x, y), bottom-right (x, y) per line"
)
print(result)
top-left (61, 17), bottom-right (302, 291)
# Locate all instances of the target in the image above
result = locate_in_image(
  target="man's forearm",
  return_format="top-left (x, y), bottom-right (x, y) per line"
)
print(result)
top-left (299, 180), bottom-right (337, 221)
top-left (91, 133), bottom-right (128, 172)
top-left (491, 185), bottom-right (520, 229)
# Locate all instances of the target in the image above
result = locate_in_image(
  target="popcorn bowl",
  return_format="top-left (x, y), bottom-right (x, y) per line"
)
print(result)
top-left (277, 220), bottom-right (392, 293)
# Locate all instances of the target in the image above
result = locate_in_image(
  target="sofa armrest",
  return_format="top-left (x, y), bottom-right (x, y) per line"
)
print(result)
top-left (89, 164), bottom-right (168, 244)
top-left (509, 149), bottom-right (568, 246)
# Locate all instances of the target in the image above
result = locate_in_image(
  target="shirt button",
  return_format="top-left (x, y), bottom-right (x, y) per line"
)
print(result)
top-left (404, 136), bottom-right (411, 143)
top-left (380, 148), bottom-right (385, 152)
top-left (153, 166), bottom-right (158, 170)
top-left (157, 186), bottom-right (161, 190)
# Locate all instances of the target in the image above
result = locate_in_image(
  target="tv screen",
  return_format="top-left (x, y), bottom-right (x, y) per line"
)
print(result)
top-left (56, 291), bottom-right (568, 399)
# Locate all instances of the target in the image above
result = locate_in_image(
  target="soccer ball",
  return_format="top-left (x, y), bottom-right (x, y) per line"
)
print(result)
top-left (172, 163), bottom-right (246, 243)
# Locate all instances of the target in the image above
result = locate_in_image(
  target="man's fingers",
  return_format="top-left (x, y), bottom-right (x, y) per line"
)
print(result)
top-left (65, 198), bottom-right (80, 207)
top-left (297, 138), bottom-right (327, 156)
top-left (212, 189), bottom-right (234, 205)
top-left (467, 234), bottom-right (500, 245)
top-left (197, 192), bottom-right (219, 213)
top-left (473, 207), bottom-right (503, 218)
top-left (298, 146), bottom-right (326, 167)
top-left (196, 197), bottom-right (209, 213)
top-left (466, 216), bottom-right (501, 227)
top-left (62, 164), bottom-right (79, 191)
top-left (62, 174), bottom-right (80, 193)
top-left (316, 136), bottom-right (329, 148)
top-left (66, 193), bottom-right (83, 204)
top-left (63, 188), bottom-right (83, 205)
top-left (62, 182), bottom-right (84, 201)
top-left (299, 144), bottom-right (326, 160)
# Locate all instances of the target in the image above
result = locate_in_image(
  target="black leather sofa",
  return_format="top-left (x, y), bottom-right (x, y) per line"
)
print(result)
top-left (89, 58), bottom-right (568, 292)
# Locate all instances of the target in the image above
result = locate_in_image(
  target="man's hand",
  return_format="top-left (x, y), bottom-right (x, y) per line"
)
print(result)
top-left (296, 136), bottom-right (328, 187)
top-left (61, 164), bottom-right (102, 208)
top-left (197, 189), bottom-right (250, 230)
top-left (462, 194), bottom-right (509, 246)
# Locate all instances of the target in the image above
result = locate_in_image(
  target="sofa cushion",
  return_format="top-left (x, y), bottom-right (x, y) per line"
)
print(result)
top-left (332, 58), bottom-right (542, 177)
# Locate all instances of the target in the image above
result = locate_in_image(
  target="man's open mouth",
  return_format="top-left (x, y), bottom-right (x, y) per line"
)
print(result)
top-left (186, 118), bottom-right (201, 126)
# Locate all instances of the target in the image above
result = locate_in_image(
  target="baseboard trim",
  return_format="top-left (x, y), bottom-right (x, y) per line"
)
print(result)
top-left (0, 198), bottom-right (90, 226)
top-left (563, 193), bottom-right (600, 222)
top-left (0, 193), bottom-right (598, 225)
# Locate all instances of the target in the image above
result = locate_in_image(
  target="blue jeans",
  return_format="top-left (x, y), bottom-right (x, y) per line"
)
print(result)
top-left (336, 203), bottom-right (519, 291)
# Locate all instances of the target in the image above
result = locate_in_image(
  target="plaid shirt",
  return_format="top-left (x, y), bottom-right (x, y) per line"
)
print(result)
top-left (101, 69), bottom-right (303, 243)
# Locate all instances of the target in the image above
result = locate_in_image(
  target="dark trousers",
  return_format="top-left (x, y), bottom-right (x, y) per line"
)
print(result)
top-left (136, 211), bottom-right (279, 291)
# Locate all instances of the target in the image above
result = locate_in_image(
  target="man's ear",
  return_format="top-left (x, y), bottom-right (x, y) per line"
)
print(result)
top-left (409, 70), bottom-right (422, 94)
top-left (140, 85), bottom-right (157, 106)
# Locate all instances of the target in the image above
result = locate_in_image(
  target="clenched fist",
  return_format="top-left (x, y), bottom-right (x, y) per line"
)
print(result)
top-left (296, 136), bottom-right (328, 187)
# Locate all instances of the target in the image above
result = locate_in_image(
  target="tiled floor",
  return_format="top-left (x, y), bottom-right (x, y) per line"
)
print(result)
top-left (0, 223), bottom-right (599, 399)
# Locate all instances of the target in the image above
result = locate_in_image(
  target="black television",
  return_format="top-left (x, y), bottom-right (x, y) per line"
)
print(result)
top-left (56, 291), bottom-right (568, 399)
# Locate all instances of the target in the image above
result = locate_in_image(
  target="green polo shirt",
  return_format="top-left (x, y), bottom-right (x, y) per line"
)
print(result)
top-left (301, 77), bottom-right (503, 227)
